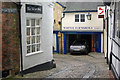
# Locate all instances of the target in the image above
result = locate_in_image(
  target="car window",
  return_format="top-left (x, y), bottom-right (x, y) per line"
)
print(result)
top-left (73, 40), bottom-right (86, 45)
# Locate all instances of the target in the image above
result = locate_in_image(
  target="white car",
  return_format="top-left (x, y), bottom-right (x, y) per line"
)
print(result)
top-left (70, 40), bottom-right (89, 55)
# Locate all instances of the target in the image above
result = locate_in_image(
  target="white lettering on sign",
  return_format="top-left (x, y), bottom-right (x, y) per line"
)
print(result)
top-left (98, 6), bottom-right (105, 16)
top-left (63, 27), bottom-right (100, 30)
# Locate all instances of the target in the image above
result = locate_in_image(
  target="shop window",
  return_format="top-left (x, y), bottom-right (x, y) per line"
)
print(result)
top-left (26, 18), bottom-right (41, 54)
top-left (80, 14), bottom-right (85, 22)
top-left (75, 14), bottom-right (79, 22)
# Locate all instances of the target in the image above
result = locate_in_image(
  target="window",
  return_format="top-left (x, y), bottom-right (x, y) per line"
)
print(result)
top-left (115, 2), bottom-right (120, 39)
top-left (26, 18), bottom-right (41, 54)
top-left (75, 14), bottom-right (85, 22)
top-left (80, 14), bottom-right (85, 22)
top-left (75, 14), bottom-right (79, 22)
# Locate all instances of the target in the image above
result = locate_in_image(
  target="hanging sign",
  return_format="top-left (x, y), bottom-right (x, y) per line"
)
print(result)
top-left (26, 4), bottom-right (42, 14)
top-left (98, 6), bottom-right (105, 18)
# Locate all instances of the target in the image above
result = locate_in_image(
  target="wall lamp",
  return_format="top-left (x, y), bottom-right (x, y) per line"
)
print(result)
top-left (86, 12), bottom-right (92, 20)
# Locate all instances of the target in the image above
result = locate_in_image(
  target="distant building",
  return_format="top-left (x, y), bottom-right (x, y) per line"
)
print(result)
top-left (53, 2), bottom-right (66, 53)
top-left (0, 1), bottom-right (55, 77)
top-left (61, 2), bottom-right (104, 54)
top-left (104, 1), bottom-right (120, 79)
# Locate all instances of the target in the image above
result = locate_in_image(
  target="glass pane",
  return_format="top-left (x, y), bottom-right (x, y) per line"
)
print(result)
top-left (31, 19), bottom-right (35, 26)
top-left (32, 45), bottom-right (35, 52)
top-left (27, 37), bottom-right (31, 44)
top-left (27, 28), bottom-right (30, 36)
top-left (36, 19), bottom-right (40, 25)
top-left (36, 36), bottom-right (40, 43)
top-left (26, 19), bottom-right (30, 26)
top-left (81, 14), bottom-right (85, 19)
top-left (32, 36), bottom-right (35, 44)
top-left (31, 27), bottom-right (35, 35)
top-left (75, 19), bottom-right (79, 22)
top-left (37, 44), bottom-right (40, 51)
top-left (75, 14), bottom-right (79, 18)
top-left (81, 19), bottom-right (85, 22)
top-left (27, 46), bottom-right (31, 53)
top-left (36, 27), bottom-right (40, 35)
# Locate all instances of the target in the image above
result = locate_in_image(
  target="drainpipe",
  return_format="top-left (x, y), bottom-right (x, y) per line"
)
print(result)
top-left (18, 2), bottom-right (23, 77)
top-left (106, 9), bottom-right (109, 64)
top-left (14, 2), bottom-right (23, 77)
top-left (103, 19), bottom-right (104, 53)
top-left (61, 12), bottom-right (65, 54)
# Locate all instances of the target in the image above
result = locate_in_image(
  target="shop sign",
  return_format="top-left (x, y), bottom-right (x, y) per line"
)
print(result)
top-left (98, 6), bottom-right (105, 18)
top-left (1, 8), bottom-right (17, 13)
top-left (26, 4), bottom-right (42, 14)
top-left (63, 27), bottom-right (100, 30)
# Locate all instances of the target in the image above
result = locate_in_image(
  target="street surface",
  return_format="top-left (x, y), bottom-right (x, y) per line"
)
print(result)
top-left (23, 52), bottom-right (113, 78)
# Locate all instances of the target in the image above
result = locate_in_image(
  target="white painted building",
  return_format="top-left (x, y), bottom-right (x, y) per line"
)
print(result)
top-left (20, 1), bottom-right (55, 73)
top-left (61, 2), bottom-right (104, 53)
top-left (104, 1), bottom-right (120, 79)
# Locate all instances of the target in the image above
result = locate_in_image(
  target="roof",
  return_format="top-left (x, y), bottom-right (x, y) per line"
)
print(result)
top-left (64, 2), bottom-right (104, 12)
top-left (56, 2), bottom-right (66, 8)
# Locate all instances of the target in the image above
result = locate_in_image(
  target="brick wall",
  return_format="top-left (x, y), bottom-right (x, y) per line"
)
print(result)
top-left (2, 2), bottom-right (20, 75)
top-left (0, 2), bottom-right (2, 72)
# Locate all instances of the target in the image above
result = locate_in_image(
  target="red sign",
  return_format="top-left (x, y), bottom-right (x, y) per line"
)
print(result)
top-left (98, 6), bottom-right (105, 18)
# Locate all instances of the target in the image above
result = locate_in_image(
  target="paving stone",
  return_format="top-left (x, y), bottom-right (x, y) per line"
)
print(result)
top-left (23, 52), bottom-right (113, 79)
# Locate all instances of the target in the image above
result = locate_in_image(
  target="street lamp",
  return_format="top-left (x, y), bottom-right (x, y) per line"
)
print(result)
top-left (86, 12), bottom-right (91, 20)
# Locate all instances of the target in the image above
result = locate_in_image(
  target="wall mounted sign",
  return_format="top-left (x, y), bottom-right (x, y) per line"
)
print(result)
top-left (98, 6), bottom-right (105, 18)
top-left (26, 4), bottom-right (42, 14)
top-left (1, 8), bottom-right (17, 13)
top-left (63, 26), bottom-right (102, 31)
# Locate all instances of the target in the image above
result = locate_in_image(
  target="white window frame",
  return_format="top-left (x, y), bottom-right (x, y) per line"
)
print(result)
top-left (80, 14), bottom-right (85, 22)
top-left (75, 14), bottom-right (79, 22)
top-left (26, 18), bottom-right (42, 56)
top-left (75, 14), bottom-right (86, 23)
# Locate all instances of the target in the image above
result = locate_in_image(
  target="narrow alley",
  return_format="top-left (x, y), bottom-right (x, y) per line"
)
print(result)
top-left (23, 53), bottom-right (113, 78)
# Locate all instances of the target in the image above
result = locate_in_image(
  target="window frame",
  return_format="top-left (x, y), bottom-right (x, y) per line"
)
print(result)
top-left (80, 14), bottom-right (85, 22)
top-left (26, 18), bottom-right (42, 56)
top-left (75, 14), bottom-right (86, 23)
top-left (75, 14), bottom-right (79, 22)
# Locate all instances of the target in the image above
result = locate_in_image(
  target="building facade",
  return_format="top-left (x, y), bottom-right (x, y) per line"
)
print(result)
top-left (1, 1), bottom-right (55, 77)
top-left (61, 2), bottom-right (104, 54)
top-left (53, 2), bottom-right (65, 53)
top-left (104, 1), bottom-right (120, 79)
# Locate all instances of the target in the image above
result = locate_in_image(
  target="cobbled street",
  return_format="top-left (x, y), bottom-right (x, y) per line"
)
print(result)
top-left (23, 52), bottom-right (113, 78)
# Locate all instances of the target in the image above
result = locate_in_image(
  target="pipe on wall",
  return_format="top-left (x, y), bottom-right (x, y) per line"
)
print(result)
top-left (14, 2), bottom-right (23, 77)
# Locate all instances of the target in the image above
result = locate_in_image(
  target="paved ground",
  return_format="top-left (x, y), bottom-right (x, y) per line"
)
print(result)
top-left (22, 52), bottom-right (113, 78)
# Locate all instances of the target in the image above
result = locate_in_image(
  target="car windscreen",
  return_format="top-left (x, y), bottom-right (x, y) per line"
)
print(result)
top-left (73, 41), bottom-right (85, 45)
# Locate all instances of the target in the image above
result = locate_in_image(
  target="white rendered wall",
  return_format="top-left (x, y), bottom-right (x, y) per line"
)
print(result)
top-left (62, 12), bottom-right (103, 32)
top-left (21, 2), bottom-right (54, 70)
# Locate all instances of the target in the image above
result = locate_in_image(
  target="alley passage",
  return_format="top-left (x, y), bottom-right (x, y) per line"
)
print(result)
top-left (24, 52), bottom-right (113, 78)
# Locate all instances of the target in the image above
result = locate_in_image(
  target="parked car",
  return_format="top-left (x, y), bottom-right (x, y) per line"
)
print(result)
top-left (70, 40), bottom-right (89, 55)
